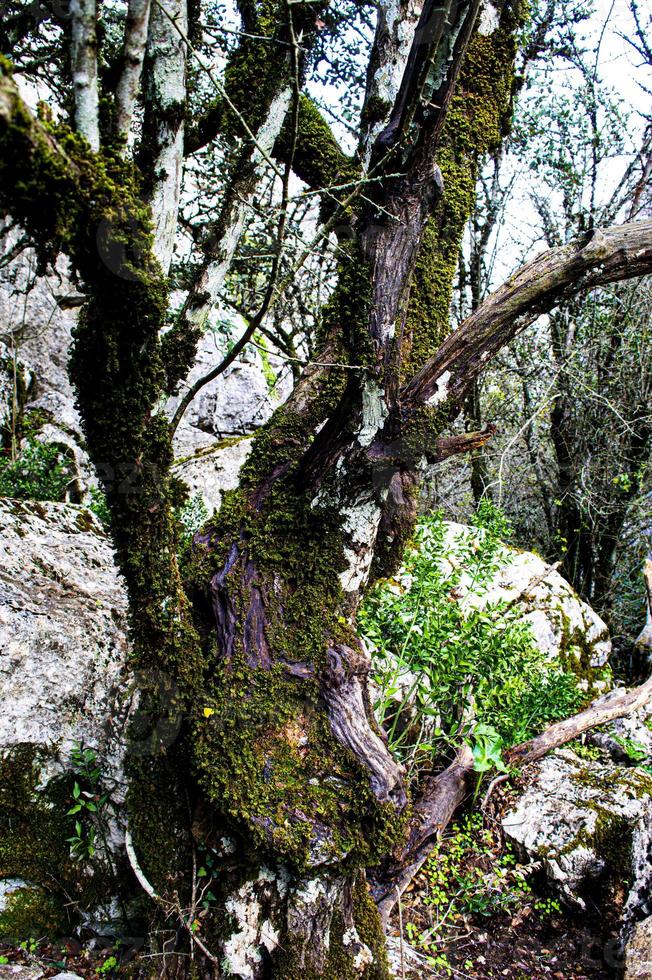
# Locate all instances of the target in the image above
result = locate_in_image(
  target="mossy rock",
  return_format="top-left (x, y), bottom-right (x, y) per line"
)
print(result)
top-left (0, 883), bottom-right (68, 940)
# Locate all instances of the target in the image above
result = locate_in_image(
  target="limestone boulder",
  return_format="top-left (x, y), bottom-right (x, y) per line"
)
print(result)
top-left (440, 522), bottom-right (612, 693)
top-left (502, 749), bottom-right (652, 933)
top-left (0, 498), bottom-right (130, 786)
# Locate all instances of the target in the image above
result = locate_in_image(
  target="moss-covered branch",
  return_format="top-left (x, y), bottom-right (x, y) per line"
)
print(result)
top-left (402, 1), bottom-right (525, 376)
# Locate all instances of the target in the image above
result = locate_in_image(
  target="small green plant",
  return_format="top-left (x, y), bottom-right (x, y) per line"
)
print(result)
top-left (404, 813), bottom-right (533, 968)
top-left (97, 954), bottom-right (119, 975)
top-left (612, 735), bottom-right (652, 772)
top-left (88, 486), bottom-right (111, 526)
top-left (568, 738), bottom-right (603, 761)
top-left (468, 723), bottom-right (508, 800)
top-left (534, 896), bottom-right (562, 918)
top-left (0, 438), bottom-right (72, 501)
top-left (66, 744), bottom-right (113, 861)
top-left (359, 509), bottom-right (584, 776)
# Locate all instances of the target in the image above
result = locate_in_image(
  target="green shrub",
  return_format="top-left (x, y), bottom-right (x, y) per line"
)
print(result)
top-left (0, 439), bottom-right (72, 501)
top-left (176, 492), bottom-right (210, 556)
top-left (358, 508), bottom-right (583, 774)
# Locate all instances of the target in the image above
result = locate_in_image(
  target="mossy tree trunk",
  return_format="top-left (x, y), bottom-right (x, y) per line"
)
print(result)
top-left (2, 0), bottom-right (652, 972)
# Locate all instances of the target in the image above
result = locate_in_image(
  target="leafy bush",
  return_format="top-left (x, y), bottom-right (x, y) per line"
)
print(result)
top-left (358, 506), bottom-right (583, 774)
top-left (0, 438), bottom-right (72, 501)
top-left (176, 492), bottom-right (210, 555)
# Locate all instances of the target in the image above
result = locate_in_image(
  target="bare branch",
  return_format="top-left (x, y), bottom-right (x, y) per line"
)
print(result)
top-left (429, 424), bottom-right (497, 462)
top-left (506, 673), bottom-right (652, 768)
top-left (69, 0), bottom-right (100, 151)
top-left (114, 0), bottom-right (152, 142)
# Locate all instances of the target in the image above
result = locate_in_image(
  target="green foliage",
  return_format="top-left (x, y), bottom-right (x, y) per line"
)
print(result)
top-left (405, 813), bottom-right (533, 971)
top-left (175, 492), bottom-right (210, 555)
top-left (96, 954), bottom-right (119, 975)
top-left (612, 735), bottom-right (652, 772)
top-left (65, 743), bottom-right (115, 867)
top-left (359, 509), bottom-right (583, 774)
top-left (88, 486), bottom-right (111, 526)
top-left (0, 439), bottom-right (72, 501)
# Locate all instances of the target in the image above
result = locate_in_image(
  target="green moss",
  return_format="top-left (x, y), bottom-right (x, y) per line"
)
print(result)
top-left (0, 745), bottom-right (110, 924)
top-left (557, 609), bottom-right (613, 698)
top-left (402, 1), bottom-right (526, 375)
top-left (276, 97), bottom-right (358, 204)
top-left (0, 885), bottom-right (68, 941)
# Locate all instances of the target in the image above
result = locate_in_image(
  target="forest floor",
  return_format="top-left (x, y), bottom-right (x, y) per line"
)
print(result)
top-left (0, 784), bottom-right (621, 980)
top-left (386, 780), bottom-right (622, 980)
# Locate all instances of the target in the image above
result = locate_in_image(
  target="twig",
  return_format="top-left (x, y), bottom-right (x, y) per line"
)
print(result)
top-left (396, 887), bottom-right (406, 980)
top-left (480, 772), bottom-right (510, 811)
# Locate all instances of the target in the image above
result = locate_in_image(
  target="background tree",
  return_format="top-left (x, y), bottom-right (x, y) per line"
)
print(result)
top-left (452, 0), bottom-right (652, 652)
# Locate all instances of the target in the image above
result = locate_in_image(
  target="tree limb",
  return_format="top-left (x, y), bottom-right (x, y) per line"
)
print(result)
top-left (402, 221), bottom-right (652, 413)
top-left (139, 0), bottom-right (187, 273)
top-left (430, 424), bottom-right (497, 462)
top-left (114, 0), bottom-right (152, 142)
top-left (69, 0), bottom-right (100, 150)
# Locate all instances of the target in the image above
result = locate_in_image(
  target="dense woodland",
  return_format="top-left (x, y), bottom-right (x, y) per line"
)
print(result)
top-left (0, 0), bottom-right (652, 976)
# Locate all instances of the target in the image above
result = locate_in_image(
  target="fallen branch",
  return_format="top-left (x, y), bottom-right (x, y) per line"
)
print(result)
top-left (372, 669), bottom-right (652, 923)
top-left (505, 671), bottom-right (652, 767)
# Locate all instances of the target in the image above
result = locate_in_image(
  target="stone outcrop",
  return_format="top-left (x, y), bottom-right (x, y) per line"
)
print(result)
top-left (502, 748), bottom-right (652, 935)
top-left (0, 498), bottom-right (129, 786)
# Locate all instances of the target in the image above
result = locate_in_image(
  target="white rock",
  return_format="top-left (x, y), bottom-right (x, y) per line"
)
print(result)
top-left (624, 915), bottom-right (652, 979)
top-left (0, 498), bottom-right (130, 804)
top-left (0, 968), bottom-right (44, 978)
top-left (589, 706), bottom-right (652, 766)
top-left (171, 436), bottom-right (253, 515)
top-left (168, 328), bottom-right (292, 459)
top-left (503, 749), bottom-right (652, 932)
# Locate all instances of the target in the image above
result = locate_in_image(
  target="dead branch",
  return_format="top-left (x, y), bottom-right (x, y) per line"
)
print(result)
top-left (430, 424), bottom-right (498, 462)
top-left (372, 669), bottom-right (652, 923)
top-left (402, 221), bottom-right (652, 414)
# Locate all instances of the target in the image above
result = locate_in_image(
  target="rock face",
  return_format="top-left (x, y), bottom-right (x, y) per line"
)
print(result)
top-left (624, 914), bottom-right (652, 979)
top-left (171, 436), bottom-right (253, 515)
top-left (440, 522), bottom-right (612, 692)
top-left (0, 242), bottom-right (290, 503)
top-left (502, 749), bottom-right (652, 934)
top-left (0, 498), bottom-right (129, 778)
top-left (589, 706), bottom-right (652, 767)
top-left (168, 328), bottom-right (292, 458)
